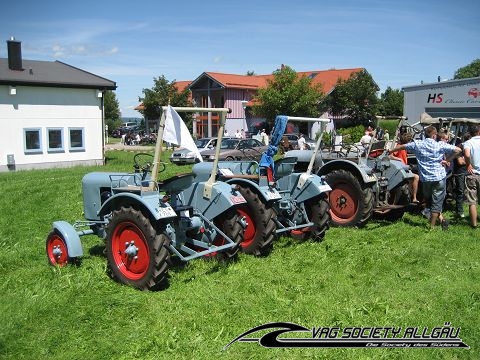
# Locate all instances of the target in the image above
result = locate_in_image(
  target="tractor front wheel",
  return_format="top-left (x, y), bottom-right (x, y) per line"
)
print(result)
top-left (325, 169), bottom-right (374, 227)
top-left (236, 185), bottom-right (276, 256)
top-left (46, 231), bottom-right (71, 267)
top-left (106, 206), bottom-right (171, 291)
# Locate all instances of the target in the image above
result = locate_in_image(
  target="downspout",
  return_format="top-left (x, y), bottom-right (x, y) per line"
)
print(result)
top-left (100, 89), bottom-right (105, 165)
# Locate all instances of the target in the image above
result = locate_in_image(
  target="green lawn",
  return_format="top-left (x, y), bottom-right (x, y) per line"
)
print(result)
top-left (0, 149), bottom-right (478, 360)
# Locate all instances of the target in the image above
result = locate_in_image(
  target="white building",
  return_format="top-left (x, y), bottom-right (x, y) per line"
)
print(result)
top-left (0, 39), bottom-right (116, 172)
top-left (403, 77), bottom-right (480, 124)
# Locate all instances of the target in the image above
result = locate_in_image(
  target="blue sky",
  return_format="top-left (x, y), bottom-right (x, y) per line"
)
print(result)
top-left (1, 0), bottom-right (479, 117)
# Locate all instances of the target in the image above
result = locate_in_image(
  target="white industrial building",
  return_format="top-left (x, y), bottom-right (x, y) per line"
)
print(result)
top-left (403, 77), bottom-right (480, 123)
top-left (0, 38), bottom-right (116, 172)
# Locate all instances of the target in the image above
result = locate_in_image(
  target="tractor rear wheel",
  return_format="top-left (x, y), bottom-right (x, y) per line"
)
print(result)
top-left (106, 206), bottom-right (171, 291)
top-left (305, 195), bottom-right (331, 241)
top-left (46, 231), bottom-right (71, 267)
top-left (373, 183), bottom-right (410, 221)
top-left (236, 185), bottom-right (276, 256)
top-left (325, 169), bottom-right (374, 227)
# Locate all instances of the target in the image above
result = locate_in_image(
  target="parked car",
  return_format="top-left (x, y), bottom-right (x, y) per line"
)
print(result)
top-left (280, 133), bottom-right (317, 151)
top-left (201, 138), bottom-right (268, 162)
top-left (170, 137), bottom-right (225, 165)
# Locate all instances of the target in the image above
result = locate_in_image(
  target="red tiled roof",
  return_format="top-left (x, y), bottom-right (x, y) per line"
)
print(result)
top-left (204, 68), bottom-right (364, 94)
top-left (135, 68), bottom-right (364, 111)
top-left (174, 80), bottom-right (192, 93)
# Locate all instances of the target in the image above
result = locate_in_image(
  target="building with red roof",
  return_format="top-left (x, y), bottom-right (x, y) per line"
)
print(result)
top-left (137, 66), bottom-right (364, 138)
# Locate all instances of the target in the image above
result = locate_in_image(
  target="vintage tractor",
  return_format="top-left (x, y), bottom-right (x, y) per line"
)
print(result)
top-left (192, 115), bottom-right (332, 256)
top-left (46, 106), bottom-right (247, 290)
top-left (287, 126), bottom-right (414, 227)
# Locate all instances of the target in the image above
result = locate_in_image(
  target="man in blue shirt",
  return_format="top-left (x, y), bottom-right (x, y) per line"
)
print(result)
top-left (463, 125), bottom-right (480, 228)
top-left (389, 126), bottom-right (461, 230)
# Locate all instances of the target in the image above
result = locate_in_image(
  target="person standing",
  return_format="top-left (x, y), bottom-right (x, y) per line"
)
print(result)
top-left (463, 125), bottom-right (480, 228)
top-left (452, 133), bottom-right (470, 219)
top-left (388, 125), bottom-right (461, 230)
top-left (260, 129), bottom-right (269, 145)
top-left (297, 133), bottom-right (306, 150)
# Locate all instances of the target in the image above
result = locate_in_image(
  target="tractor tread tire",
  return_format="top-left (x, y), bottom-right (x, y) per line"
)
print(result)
top-left (106, 206), bottom-right (171, 291)
top-left (325, 169), bottom-right (374, 227)
top-left (213, 208), bottom-right (244, 261)
top-left (237, 185), bottom-right (277, 256)
top-left (305, 195), bottom-right (331, 241)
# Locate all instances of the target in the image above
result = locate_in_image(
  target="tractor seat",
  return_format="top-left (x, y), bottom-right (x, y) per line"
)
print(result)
top-left (157, 173), bottom-right (195, 193)
top-left (274, 157), bottom-right (297, 178)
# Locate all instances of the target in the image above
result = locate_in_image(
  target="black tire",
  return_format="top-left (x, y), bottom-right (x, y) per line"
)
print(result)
top-left (373, 183), bottom-right (410, 222)
top-left (225, 156), bottom-right (234, 161)
top-left (106, 206), bottom-right (171, 291)
top-left (305, 195), bottom-right (331, 241)
top-left (211, 208), bottom-right (245, 261)
top-left (236, 185), bottom-right (277, 256)
top-left (324, 169), bottom-right (374, 227)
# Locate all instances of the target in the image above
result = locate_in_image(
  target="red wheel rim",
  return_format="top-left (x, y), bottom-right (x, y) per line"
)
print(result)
top-left (47, 234), bottom-right (68, 266)
top-left (111, 222), bottom-right (150, 280)
top-left (236, 206), bottom-right (256, 249)
top-left (329, 183), bottom-right (358, 224)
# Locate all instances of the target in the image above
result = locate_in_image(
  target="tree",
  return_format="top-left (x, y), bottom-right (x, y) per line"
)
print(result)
top-left (104, 90), bottom-right (122, 132)
top-left (138, 75), bottom-right (192, 125)
top-left (378, 87), bottom-right (404, 116)
top-left (454, 59), bottom-right (480, 79)
top-left (253, 65), bottom-right (324, 130)
top-left (321, 70), bottom-right (379, 127)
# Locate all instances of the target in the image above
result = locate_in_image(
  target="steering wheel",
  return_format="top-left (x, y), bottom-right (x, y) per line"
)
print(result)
top-left (133, 153), bottom-right (154, 180)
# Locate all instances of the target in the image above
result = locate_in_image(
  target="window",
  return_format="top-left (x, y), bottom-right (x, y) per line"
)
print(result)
top-left (47, 128), bottom-right (64, 153)
top-left (69, 127), bottom-right (85, 151)
top-left (24, 128), bottom-right (42, 154)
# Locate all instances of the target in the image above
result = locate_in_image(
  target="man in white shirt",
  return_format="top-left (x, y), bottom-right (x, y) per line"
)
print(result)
top-left (297, 134), bottom-right (306, 150)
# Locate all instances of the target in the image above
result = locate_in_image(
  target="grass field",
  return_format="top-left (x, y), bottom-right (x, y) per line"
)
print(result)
top-left (0, 149), bottom-right (479, 360)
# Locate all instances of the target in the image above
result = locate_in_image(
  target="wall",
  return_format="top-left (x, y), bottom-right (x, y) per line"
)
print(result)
top-left (0, 85), bottom-right (104, 171)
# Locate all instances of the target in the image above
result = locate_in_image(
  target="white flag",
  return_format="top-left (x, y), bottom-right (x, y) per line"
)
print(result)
top-left (163, 105), bottom-right (202, 162)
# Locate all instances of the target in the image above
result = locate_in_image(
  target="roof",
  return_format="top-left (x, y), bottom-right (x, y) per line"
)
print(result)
top-left (0, 58), bottom-right (116, 89)
top-left (189, 68), bottom-right (364, 94)
top-left (135, 67), bottom-right (365, 111)
top-left (402, 76), bottom-right (480, 92)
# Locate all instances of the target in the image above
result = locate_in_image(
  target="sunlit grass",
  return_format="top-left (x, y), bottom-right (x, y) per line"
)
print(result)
top-left (0, 150), bottom-right (478, 359)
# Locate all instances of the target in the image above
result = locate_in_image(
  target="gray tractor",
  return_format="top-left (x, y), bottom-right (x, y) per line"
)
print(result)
top-left (287, 126), bottom-right (414, 227)
top-left (192, 115), bottom-right (332, 256)
top-left (46, 106), bottom-right (247, 290)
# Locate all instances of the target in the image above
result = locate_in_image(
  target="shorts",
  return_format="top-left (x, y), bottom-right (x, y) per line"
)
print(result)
top-left (422, 179), bottom-right (446, 213)
top-left (465, 174), bottom-right (480, 205)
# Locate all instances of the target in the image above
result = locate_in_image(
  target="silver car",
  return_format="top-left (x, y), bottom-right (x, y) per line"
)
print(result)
top-left (201, 138), bottom-right (268, 161)
top-left (170, 137), bottom-right (223, 165)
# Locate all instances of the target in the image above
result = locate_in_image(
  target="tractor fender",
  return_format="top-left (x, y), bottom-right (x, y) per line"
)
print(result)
top-left (223, 178), bottom-right (281, 204)
top-left (98, 192), bottom-right (176, 221)
top-left (52, 221), bottom-right (83, 258)
top-left (180, 180), bottom-right (247, 220)
top-left (278, 173), bottom-right (331, 203)
top-left (317, 159), bottom-right (377, 186)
